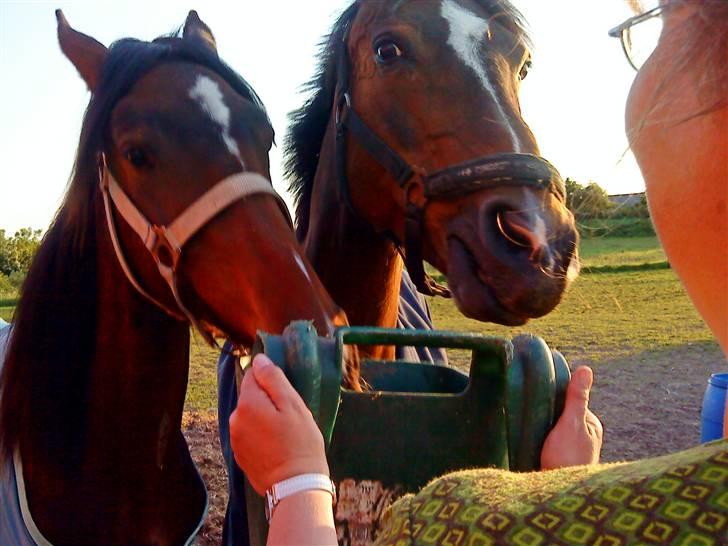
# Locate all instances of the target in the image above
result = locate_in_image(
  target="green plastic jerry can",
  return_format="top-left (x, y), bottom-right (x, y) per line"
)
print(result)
top-left (241, 322), bottom-right (570, 546)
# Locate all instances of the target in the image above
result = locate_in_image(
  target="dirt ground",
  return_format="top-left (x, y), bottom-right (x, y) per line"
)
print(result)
top-left (183, 342), bottom-right (727, 546)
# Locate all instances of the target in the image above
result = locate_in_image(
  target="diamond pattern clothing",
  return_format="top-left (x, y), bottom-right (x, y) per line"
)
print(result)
top-left (375, 440), bottom-right (728, 546)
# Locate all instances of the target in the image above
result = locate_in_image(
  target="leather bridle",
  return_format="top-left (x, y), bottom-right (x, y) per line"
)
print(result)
top-left (99, 153), bottom-right (292, 345)
top-left (334, 21), bottom-right (566, 297)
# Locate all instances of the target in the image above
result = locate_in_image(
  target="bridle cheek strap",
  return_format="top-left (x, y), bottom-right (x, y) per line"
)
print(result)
top-left (99, 156), bottom-right (292, 343)
top-left (335, 95), bottom-right (448, 296)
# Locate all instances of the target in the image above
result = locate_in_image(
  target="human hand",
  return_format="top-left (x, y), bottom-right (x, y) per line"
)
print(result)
top-left (540, 366), bottom-right (603, 469)
top-left (229, 354), bottom-right (329, 495)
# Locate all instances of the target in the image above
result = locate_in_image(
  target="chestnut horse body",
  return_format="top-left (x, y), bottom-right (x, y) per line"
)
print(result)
top-left (287, 0), bottom-right (579, 360)
top-left (0, 12), bottom-right (346, 546)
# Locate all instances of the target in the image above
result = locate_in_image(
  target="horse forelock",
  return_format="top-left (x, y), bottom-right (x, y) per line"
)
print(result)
top-left (283, 0), bottom-right (529, 242)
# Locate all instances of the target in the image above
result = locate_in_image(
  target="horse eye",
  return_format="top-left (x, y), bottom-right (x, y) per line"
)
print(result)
top-left (125, 148), bottom-right (148, 168)
top-left (375, 41), bottom-right (403, 63)
top-left (519, 59), bottom-right (532, 81)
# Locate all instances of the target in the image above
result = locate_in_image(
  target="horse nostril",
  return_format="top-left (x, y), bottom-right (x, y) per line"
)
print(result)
top-left (495, 210), bottom-right (532, 248)
top-left (495, 210), bottom-right (548, 265)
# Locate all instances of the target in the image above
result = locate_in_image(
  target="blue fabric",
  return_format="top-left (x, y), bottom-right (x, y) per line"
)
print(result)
top-left (0, 455), bottom-right (41, 546)
top-left (218, 344), bottom-right (250, 546)
top-left (0, 323), bottom-right (40, 546)
top-left (217, 270), bottom-right (446, 545)
top-left (395, 273), bottom-right (448, 364)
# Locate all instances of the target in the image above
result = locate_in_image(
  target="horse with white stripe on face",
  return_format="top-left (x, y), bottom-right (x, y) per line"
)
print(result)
top-left (0, 11), bottom-right (351, 545)
top-left (286, 0), bottom-right (580, 362)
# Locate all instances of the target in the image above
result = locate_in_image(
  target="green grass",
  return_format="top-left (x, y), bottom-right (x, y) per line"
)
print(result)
top-left (578, 217), bottom-right (656, 238)
top-left (1, 235), bottom-right (715, 412)
top-left (187, 338), bottom-right (224, 412)
top-left (428, 268), bottom-right (713, 370)
top-left (0, 297), bottom-right (16, 322)
top-left (578, 236), bottom-right (667, 270)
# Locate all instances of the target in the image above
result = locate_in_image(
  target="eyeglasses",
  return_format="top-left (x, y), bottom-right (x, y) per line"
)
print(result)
top-left (608, 6), bottom-right (665, 71)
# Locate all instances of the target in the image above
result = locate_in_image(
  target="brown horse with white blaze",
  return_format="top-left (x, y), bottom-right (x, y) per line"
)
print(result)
top-left (0, 11), bottom-right (348, 546)
top-left (287, 0), bottom-right (579, 359)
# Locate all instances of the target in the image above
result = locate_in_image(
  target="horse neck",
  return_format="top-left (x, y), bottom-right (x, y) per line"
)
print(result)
top-left (22, 198), bottom-right (197, 544)
top-left (86, 235), bottom-right (190, 475)
top-left (303, 122), bottom-right (402, 359)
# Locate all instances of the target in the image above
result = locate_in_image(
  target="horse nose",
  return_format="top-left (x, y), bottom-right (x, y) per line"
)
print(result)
top-left (480, 201), bottom-right (554, 271)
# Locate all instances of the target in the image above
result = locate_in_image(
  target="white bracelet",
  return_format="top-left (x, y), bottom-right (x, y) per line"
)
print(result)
top-left (265, 473), bottom-right (336, 522)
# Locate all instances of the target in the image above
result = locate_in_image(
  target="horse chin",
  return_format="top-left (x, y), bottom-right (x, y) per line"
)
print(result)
top-left (446, 237), bottom-right (530, 326)
top-left (194, 308), bottom-right (255, 350)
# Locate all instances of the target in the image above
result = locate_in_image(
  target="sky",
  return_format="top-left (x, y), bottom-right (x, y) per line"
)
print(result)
top-left (0, 0), bottom-right (647, 234)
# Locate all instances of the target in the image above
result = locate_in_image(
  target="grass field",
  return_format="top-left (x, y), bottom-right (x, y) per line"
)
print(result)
top-left (1, 235), bottom-right (715, 412)
top-left (439, 236), bottom-right (704, 368)
top-left (0, 297), bottom-right (15, 323)
top-left (577, 235), bottom-right (667, 269)
top-left (429, 267), bottom-right (711, 369)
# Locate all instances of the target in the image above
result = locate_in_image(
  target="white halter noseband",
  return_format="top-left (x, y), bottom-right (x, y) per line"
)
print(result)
top-left (99, 153), bottom-right (293, 344)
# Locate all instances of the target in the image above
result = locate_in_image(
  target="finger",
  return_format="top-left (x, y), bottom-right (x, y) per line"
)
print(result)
top-left (562, 366), bottom-right (593, 419)
top-left (251, 354), bottom-right (302, 411)
top-left (237, 364), bottom-right (277, 412)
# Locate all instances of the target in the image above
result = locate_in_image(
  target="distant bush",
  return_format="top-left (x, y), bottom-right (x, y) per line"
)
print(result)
top-left (578, 217), bottom-right (656, 238)
top-left (0, 228), bottom-right (42, 277)
top-left (0, 273), bottom-right (16, 298)
top-left (8, 271), bottom-right (25, 291)
top-left (565, 178), bottom-right (613, 219)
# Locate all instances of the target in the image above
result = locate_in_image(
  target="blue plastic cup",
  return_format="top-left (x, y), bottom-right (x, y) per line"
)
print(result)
top-left (701, 373), bottom-right (728, 442)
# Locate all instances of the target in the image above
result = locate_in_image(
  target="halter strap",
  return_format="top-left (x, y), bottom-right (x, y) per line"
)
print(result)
top-left (99, 154), bottom-right (292, 342)
top-left (333, 22), bottom-right (443, 296)
top-left (337, 94), bottom-right (414, 189)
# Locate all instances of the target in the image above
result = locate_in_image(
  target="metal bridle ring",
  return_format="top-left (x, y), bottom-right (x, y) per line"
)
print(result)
top-left (335, 92), bottom-right (351, 128)
top-left (495, 210), bottom-right (531, 249)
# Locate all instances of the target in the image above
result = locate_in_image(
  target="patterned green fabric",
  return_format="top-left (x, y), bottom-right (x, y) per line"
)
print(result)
top-left (375, 440), bottom-right (728, 546)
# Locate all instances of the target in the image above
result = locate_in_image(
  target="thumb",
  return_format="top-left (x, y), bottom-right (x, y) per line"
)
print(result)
top-left (562, 366), bottom-right (593, 419)
top-left (251, 354), bottom-right (299, 410)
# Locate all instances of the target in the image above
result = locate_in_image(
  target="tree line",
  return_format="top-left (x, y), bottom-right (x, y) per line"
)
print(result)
top-left (564, 178), bottom-right (649, 220)
top-left (0, 228), bottom-right (42, 296)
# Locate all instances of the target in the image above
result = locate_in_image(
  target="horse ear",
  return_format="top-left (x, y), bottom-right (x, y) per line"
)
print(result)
top-left (183, 11), bottom-right (218, 53)
top-left (56, 10), bottom-right (108, 92)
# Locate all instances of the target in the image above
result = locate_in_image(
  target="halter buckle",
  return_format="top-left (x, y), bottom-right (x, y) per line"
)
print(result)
top-left (150, 225), bottom-right (181, 273)
top-left (335, 92), bottom-right (351, 129)
top-left (98, 153), bottom-right (110, 190)
top-left (402, 174), bottom-right (427, 210)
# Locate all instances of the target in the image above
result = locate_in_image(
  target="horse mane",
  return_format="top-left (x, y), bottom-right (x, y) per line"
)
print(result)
top-left (0, 31), bottom-right (269, 466)
top-left (283, 0), bottom-right (531, 241)
top-left (283, 3), bottom-right (360, 241)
